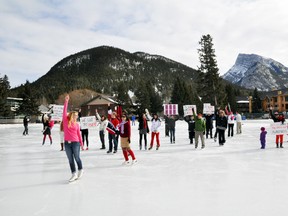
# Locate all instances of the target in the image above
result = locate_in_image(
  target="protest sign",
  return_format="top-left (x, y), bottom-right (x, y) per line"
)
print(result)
top-left (50, 105), bottom-right (64, 121)
top-left (183, 105), bottom-right (197, 116)
top-left (203, 103), bottom-right (215, 115)
top-left (270, 122), bottom-right (288, 134)
top-left (80, 116), bottom-right (97, 129)
top-left (163, 104), bottom-right (178, 115)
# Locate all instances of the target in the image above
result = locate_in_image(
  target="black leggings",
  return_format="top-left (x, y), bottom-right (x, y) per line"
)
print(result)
top-left (81, 129), bottom-right (89, 147)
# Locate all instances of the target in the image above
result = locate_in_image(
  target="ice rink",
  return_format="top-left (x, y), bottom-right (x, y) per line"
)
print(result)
top-left (1, 119), bottom-right (288, 216)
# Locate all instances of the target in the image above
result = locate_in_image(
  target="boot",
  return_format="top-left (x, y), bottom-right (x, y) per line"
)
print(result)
top-left (280, 143), bottom-right (284, 148)
top-left (276, 143), bottom-right (279, 148)
top-left (60, 143), bottom-right (64, 151)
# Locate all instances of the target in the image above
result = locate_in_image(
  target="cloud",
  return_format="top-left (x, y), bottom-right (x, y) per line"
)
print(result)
top-left (1, 0), bottom-right (288, 88)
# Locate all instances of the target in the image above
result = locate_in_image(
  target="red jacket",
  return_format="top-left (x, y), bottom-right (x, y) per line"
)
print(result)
top-left (119, 120), bottom-right (131, 138)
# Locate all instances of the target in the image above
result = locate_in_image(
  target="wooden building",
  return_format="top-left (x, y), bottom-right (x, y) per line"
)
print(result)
top-left (261, 88), bottom-right (288, 113)
top-left (80, 95), bottom-right (119, 117)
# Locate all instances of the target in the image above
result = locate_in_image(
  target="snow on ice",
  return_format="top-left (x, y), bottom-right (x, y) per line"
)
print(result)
top-left (1, 119), bottom-right (288, 216)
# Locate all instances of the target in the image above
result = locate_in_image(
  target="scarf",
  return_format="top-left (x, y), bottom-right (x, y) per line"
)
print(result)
top-left (119, 121), bottom-right (127, 134)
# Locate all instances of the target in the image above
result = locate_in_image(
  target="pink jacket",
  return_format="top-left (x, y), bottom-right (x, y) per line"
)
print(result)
top-left (62, 98), bottom-right (83, 147)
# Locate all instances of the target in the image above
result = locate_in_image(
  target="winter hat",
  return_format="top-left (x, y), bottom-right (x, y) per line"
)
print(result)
top-left (274, 112), bottom-right (279, 115)
top-left (261, 127), bottom-right (265, 131)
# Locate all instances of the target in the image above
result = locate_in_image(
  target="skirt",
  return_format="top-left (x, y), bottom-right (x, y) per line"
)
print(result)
top-left (121, 137), bottom-right (130, 148)
top-left (139, 128), bottom-right (148, 135)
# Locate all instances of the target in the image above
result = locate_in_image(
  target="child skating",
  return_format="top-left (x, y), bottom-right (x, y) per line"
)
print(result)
top-left (260, 127), bottom-right (267, 149)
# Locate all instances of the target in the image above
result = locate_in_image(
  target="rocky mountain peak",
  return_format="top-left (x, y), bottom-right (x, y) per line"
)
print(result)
top-left (222, 53), bottom-right (288, 91)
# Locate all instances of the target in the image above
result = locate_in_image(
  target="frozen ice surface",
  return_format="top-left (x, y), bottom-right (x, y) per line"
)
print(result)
top-left (1, 119), bottom-right (288, 216)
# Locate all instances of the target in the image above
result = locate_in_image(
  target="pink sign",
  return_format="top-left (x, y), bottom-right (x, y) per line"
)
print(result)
top-left (164, 104), bottom-right (178, 115)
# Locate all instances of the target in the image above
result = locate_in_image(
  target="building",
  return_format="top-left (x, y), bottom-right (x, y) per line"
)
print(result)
top-left (6, 97), bottom-right (23, 112)
top-left (80, 95), bottom-right (119, 117)
top-left (236, 96), bottom-right (250, 114)
top-left (261, 88), bottom-right (288, 113)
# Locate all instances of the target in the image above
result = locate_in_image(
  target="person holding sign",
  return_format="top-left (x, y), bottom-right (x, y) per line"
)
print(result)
top-left (62, 95), bottom-right (84, 182)
top-left (192, 108), bottom-right (206, 149)
top-left (269, 107), bottom-right (285, 148)
top-left (184, 115), bottom-right (195, 144)
top-left (165, 115), bottom-right (179, 144)
top-left (79, 109), bottom-right (89, 150)
top-left (95, 109), bottom-right (108, 150)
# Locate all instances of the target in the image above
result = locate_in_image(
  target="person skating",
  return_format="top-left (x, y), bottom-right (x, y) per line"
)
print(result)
top-left (226, 110), bottom-right (235, 137)
top-left (192, 108), bottom-right (206, 149)
top-left (62, 94), bottom-right (84, 182)
top-left (260, 127), bottom-right (267, 149)
top-left (23, 115), bottom-right (30, 135)
top-left (204, 114), bottom-right (213, 139)
top-left (42, 115), bottom-right (54, 145)
top-left (215, 109), bottom-right (228, 146)
top-left (235, 111), bottom-right (242, 134)
top-left (59, 121), bottom-right (64, 151)
top-left (165, 115), bottom-right (179, 144)
top-left (119, 113), bottom-right (137, 165)
top-left (146, 109), bottom-right (161, 150)
top-left (78, 109), bottom-right (89, 150)
top-left (138, 112), bottom-right (150, 150)
top-left (95, 109), bottom-right (108, 150)
top-left (184, 115), bottom-right (195, 144)
top-left (107, 105), bottom-right (120, 154)
top-left (269, 107), bottom-right (285, 148)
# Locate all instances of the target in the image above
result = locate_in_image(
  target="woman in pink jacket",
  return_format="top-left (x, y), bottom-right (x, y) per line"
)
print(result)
top-left (62, 95), bottom-right (84, 182)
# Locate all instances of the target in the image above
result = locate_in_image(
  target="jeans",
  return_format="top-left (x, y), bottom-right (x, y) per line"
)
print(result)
top-left (169, 128), bottom-right (175, 143)
top-left (23, 125), bottom-right (28, 135)
top-left (65, 141), bottom-right (83, 173)
top-left (99, 130), bottom-right (105, 148)
top-left (218, 129), bottom-right (226, 145)
top-left (228, 124), bottom-right (234, 137)
top-left (108, 133), bottom-right (118, 152)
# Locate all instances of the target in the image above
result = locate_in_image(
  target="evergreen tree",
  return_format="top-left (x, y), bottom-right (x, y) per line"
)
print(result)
top-left (148, 84), bottom-right (163, 114)
top-left (170, 77), bottom-right (200, 116)
top-left (0, 75), bottom-right (11, 117)
top-left (225, 84), bottom-right (237, 112)
top-left (197, 34), bottom-right (225, 106)
top-left (135, 81), bottom-right (163, 114)
top-left (16, 81), bottom-right (40, 116)
top-left (115, 82), bottom-right (130, 108)
top-left (135, 80), bottom-right (151, 112)
top-left (252, 88), bottom-right (262, 113)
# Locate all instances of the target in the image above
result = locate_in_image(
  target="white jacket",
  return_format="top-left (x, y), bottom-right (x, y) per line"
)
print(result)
top-left (146, 112), bottom-right (161, 132)
top-left (96, 113), bottom-right (108, 133)
top-left (227, 114), bottom-right (235, 124)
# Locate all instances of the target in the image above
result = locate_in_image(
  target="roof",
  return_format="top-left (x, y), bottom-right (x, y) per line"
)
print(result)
top-left (259, 88), bottom-right (288, 99)
top-left (81, 94), bottom-right (119, 106)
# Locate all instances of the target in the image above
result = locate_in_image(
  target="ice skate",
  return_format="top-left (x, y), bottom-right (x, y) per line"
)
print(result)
top-left (69, 173), bottom-right (78, 182)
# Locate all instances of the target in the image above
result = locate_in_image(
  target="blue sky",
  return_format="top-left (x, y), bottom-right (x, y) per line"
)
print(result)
top-left (1, 0), bottom-right (288, 88)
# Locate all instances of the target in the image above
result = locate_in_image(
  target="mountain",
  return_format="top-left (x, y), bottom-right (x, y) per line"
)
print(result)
top-left (222, 54), bottom-right (288, 91)
top-left (14, 46), bottom-right (198, 103)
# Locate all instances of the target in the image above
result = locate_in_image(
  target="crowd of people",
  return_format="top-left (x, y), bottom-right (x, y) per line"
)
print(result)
top-left (26, 98), bottom-right (286, 182)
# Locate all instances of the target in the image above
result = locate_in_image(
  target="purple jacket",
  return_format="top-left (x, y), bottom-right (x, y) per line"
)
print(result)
top-left (260, 131), bottom-right (267, 142)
